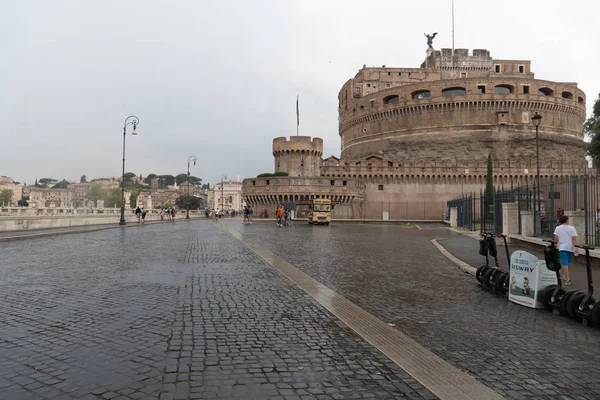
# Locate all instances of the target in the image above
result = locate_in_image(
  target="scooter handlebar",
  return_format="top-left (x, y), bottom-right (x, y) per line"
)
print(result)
top-left (575, 244), bottom-right (595, 250)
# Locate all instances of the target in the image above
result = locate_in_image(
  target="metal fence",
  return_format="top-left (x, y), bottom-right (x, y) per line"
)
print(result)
top-left (447, 175), bottom-right (600, 244)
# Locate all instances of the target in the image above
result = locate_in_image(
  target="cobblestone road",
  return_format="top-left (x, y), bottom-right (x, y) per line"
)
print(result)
top-left (0, 221), bottom-right (434, 399)
top-left (227, 221), bottom-right (600, 400)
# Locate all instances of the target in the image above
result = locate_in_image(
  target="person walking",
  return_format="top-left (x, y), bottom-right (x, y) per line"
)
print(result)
top-left (553, 215), bottom-right (578, 286)
top-left (276, 205), bottom-right (283, 227)
top-left (159, 208), bottom-right (165, 221)
top-left (141, 208), bottom-right (147, 224)
top-left (171, 207), bottom-right (177, 222)
top-left (135, 206), bottom-right (141, 223)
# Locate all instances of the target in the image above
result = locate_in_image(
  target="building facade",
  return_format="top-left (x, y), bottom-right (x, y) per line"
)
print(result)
top-left (212, 181), bottom-right (244, 211)
top-left (0, 176), bottom-right (23, 205)
top-left (29, 188), bottom-right (73, 208)
top-left (243, 46), bottom-right (589, 220)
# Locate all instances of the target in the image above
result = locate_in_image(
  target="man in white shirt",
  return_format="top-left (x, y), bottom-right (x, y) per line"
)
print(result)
top-left (553, 215), bottom-right (578, 286)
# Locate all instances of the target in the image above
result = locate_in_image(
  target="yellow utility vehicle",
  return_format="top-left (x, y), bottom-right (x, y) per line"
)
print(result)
top-left (307, 199), bottom-right (332, 225)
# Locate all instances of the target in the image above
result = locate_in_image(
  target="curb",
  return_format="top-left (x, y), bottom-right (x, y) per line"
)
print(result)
top-left (431, 239), bottom-right (477, 275)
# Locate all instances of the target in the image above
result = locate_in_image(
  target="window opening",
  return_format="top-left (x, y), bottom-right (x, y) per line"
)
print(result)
top-left (523, 86), bottom-right (529, 94)
top-left (477, 85), bottom-right (486, 94)
top-left (519, 65), bottom-right (524, 73)
top-left (378, 185), bottom-right (384, 191)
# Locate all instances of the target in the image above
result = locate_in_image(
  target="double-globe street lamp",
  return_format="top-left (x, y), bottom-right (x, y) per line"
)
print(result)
top-left (186, 155), bottom-right (197, 219)
top-left (119, 115), bottom-right (139, 226)
top-left (532, 112), bottom-right (542, 235)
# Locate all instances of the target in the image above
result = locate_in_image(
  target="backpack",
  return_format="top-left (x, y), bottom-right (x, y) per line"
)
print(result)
top-left (544, 245), bottom-right (562, 272)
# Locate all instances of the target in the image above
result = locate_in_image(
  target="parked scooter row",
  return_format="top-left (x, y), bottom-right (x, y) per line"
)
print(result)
top-left (475, 232), bottom-right (511, 294)
top-left (540, 240), bottom-right (600, 328)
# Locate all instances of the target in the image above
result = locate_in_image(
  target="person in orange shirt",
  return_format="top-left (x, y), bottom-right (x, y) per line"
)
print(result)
top-left (276, 205), bottom-right (283, 227)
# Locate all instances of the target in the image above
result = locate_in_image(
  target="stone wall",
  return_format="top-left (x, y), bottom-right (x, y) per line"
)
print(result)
top-left (272, 136), bottom-right (323, 177)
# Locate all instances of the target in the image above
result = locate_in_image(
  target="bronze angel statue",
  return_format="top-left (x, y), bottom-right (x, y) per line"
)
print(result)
top-left (424, 32), bottom-right (438, 49)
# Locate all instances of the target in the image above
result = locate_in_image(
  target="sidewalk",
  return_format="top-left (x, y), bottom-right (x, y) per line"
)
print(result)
top-left (435, 229), bottom-right (598, 293)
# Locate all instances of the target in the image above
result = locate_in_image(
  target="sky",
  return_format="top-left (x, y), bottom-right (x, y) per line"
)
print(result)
top-left (1, 0), bottom-right (599, 187)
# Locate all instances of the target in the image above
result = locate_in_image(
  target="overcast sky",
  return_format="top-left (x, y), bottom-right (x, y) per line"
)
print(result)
top-left (1, 0), bottom-right (598, 186)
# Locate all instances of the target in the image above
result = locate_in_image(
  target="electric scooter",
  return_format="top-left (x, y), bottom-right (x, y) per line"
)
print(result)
top-left (492, 234), bottom-right (511, 294)
top-left (539, 239), bottom-right (572, 315)
top-left (476, 232), bottom-right (493, 284)
top-left (482, 235), bottom-right (502, 289)
top-left (565, 244), bottom-right (598, 325)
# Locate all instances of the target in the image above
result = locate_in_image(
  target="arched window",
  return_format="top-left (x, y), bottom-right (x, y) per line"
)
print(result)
top-left (412, 90), bottom-right (431, 100)
top-left (383, 95), bottom-right (399, 104)
top-left (578, 96), bottom-right (584, 104)
top-left (538, 87), bottom-right (554, 96)
top-left (442, 87), bottom-right (466, 96)
top-left (562, 91), bottom-right (573, 100)
top-left (494, 85), bottom-right (514, 94)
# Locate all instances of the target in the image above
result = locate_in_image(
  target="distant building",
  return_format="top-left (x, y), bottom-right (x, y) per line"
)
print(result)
top-left (69, 182), bottom-right (92, 208)
top-left (0, 176), bottom-right (22, 205)
top-left (212, 181), bottom-right (244, 211)
top-left (29, 188), bottom-right (73, 208)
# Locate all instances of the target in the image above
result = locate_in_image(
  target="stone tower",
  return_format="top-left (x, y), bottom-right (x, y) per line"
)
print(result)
top-left (272, 136), bottom-right (323, 177)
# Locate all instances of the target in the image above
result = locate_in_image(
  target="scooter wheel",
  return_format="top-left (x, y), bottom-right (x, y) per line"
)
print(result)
top-left (475, 265), bottom-right (487, 284)
top-left (566, 291), bottom-right (586, 320)
top-left (592, 305), bottom-right (600, 328)
top-left (560, 291), bottom-right (575, 316)
top-left (483, 268), bottom-right (495, 288)
top-left (494, 271), bottom-right (508, 293)
top-left (541, 285), bottom-right (563, 310)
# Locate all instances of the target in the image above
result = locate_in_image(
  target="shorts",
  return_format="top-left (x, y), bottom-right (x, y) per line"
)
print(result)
top-left (136, 212), bottom-right (141, 218)
top-left (559, 251), bottom-right (573, 267)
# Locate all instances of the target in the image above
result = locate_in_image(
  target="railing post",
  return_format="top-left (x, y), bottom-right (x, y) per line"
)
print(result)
top-left (584, 175), bottom-right (589, 244)
top-left (533, 179), bottom-right (537, 237)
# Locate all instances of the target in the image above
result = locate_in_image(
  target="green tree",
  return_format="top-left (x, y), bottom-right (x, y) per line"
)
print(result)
top-left (51, 179), bottom-right (69, 189)
top-left (104, 187), bottom-right (122, 208)
top-left (586, 93), bottom-right (600, 169)
top-left (0, 189), bottom-right (13, 205)
top-left (80, 175), bottom-right (87, 183)
top-left (158, 175), bottom-right (175, 186)
top-left (144, 173), bottom-right (157, 184)
top-left (129, 188), bottom-right (140, 209)
top-left (39, 178), bottom-right (57, 185)
top-left (176, 173), bottom-right (188, 185)
top-left (176, 194), bottom-right (201, 210)
top-left (86, 184), bottom-right (105, 203)
top-left (17, 198), bottom-right (29, 207)
top-left (123, 172), bottom-right (137, 182)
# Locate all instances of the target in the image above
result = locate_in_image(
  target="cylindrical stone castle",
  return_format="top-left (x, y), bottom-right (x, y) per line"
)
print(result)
top-left (272, 136), bottom-right (323, 177)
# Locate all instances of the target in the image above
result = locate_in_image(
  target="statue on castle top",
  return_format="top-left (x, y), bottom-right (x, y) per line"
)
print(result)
top-left (424, 32), bottom-right (438, 49)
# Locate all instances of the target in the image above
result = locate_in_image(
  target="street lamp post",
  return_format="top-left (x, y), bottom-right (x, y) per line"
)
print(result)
top-left (221, 174), bottom-right (227, 215)
top-left (532, 112), bottom-right (542, 235)
top-left (186, 156), bottom-right (197, 220)
top-left (119, 115), bottom-right (139, 226)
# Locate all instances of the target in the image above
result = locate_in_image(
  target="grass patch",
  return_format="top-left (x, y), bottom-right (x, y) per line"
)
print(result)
top-left (401, 223), bottom-right (418, 229)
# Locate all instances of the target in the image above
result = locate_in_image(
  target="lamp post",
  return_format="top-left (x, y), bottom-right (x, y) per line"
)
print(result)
top-left (186, 156), bottom-right (197, 220)
top-left (221, 174), bottom-right (227, 215)
top-left (532, 112), bottom-right (542, 223)
top-left (119, 115), bottom-right (139, 226)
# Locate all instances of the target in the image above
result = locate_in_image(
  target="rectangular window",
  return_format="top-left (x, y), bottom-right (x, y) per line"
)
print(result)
top-left (355, 87), bottom-right (361, 96)
top-left (461, 72), bottom-right (467, 78)
top-left (378, 185), bottom-right (384, 191)
top-left (385, 83), bottom-right (391, 88)
top-left (252, 180), bottom-right (256, 186)
top-left (387, 72), bottom-right (391, 76)
top-left (367, 72), bottom-right (372, 77)
top-left (523, 85), bottom-right (529, 94)
top-left (519, 65), bottom-right (524, 73)
top-left (330, 180), bottom-right (335, 186)
top-left (398, 72), bottom-right (402, 76)
top-left (342, 181), bottom-right (347, 186)
top-left (478, 85), bottom-right (486, 94)
top-left (495, 65), bottom-right (501, 73)
top-left (266, 180), bottom-right (270, 185)
top-left (369, 100), bottom-right (375, 108)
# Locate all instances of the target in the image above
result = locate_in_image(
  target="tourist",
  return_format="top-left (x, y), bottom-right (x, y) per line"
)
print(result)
top-left (276, 205), bottom-right (283, 227)
top-left (159, 208), bottom-right (165, 221)
top-left (141, 208), bottom-right (147, 224)
top-left (135, 206), bottom-right (141, 223)
top-left (553, 215), bottom-right (578, 286)
top-left (172, 207), bottom-right (177, 221)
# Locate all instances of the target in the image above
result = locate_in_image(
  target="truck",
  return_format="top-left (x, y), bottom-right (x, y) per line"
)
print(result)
top-left (307, 198), bottom-right (332, 225)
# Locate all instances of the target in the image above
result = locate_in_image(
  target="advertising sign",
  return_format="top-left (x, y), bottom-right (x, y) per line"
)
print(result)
top-left (508, 251), bottom-right (557, 308)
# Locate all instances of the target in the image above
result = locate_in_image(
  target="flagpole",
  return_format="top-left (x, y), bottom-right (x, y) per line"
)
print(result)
top-left (296, 95), bottom-right (299, 136)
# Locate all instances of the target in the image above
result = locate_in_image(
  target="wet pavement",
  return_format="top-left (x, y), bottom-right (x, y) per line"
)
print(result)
top-left (0, 220), bottom-right (435, 400)
top-left (226, 220), bottom-right (600, 400)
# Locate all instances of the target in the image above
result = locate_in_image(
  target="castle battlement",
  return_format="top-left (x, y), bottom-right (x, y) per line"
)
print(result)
top-left (272, 136), bottom-right (323, 155)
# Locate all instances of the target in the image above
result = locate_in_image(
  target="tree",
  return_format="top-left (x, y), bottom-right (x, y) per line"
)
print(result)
top-left (129, 188), bottom-right (140, 209)
top-left (17, 199), bottom-right (29, 207)
top-left (144, 173), bottom-right (157, 184)
top-left (189, 176), bottom-right (202, 185)
top-left (586, 93), bottom-right (600, 169)
top-left (51, 179), bottom-right (69, 189)
top-left (123, 172), bottom-right (137, 182)
top-left (0, 189), bottom-right (13, 205)
top-left (202, 183), bottom-right (210, 190)
top-left (104, 188), bottom-right (122, 208)
top-left (39, 178), bottom-right (57, 185)
top-left (158, 175), bottom-right (175, 186)
top-left (80, 175), bottom-right (87, 183)
top-left (176, 173), bottom-right (189, 185)
top-left (176, 194), bottom-right (201, 210)
top-left (86, 184), bottom-right (105, 203)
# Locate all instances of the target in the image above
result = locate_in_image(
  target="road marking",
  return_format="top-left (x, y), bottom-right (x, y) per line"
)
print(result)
top-left (431, 239), bottom-right (477, 275)
top-left (221, 223), bottom-right (504, 400)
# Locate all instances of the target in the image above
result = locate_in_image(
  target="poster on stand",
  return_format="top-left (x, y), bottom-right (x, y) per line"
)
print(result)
top-left (509, 251), bottom-right (539, 308)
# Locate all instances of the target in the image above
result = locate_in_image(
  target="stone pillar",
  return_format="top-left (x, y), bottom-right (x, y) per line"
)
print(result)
top-left (502, 203), bottom-right (519, 243)
top-left (450, 207), bottom-right (458, 228)
top-left (520, 211), bottom-right (540, 237)
top-left (147, 195), bottom-right (153, 210)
